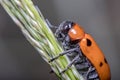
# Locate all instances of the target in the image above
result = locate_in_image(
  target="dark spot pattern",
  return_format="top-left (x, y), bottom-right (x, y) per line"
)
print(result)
top-left (86, 38), bottom-right (92, 46)
top-left (99, 62), bottom-right (103, 67)
top-left (104, 58), bottom-right (108, 64)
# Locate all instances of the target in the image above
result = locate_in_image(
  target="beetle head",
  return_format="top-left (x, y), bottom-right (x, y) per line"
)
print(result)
top-left (55, 21), bottom-right (75, 41)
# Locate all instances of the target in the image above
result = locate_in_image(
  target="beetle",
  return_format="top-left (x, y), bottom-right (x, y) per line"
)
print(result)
top-left (48, 20), bottom-right (111, 80)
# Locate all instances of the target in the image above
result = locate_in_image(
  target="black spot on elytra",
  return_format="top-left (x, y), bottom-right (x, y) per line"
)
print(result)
top-left (99, 62), bottom-right (103, 67)
top-left (86, 38), bottom-right (92, 46)
top-left (104, 58), bottom-right (108, 64)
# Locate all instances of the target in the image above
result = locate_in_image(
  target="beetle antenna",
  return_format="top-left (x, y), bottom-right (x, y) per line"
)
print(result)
top-left (45, 19), bottom-right (58, 29)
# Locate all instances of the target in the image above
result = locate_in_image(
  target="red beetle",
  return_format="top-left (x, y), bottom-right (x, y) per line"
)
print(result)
top-left (49, 21), bottom-right (111, 80)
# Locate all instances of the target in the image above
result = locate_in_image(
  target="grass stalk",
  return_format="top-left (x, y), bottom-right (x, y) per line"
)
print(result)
top-left (0, 0), bottom-right (84, 80)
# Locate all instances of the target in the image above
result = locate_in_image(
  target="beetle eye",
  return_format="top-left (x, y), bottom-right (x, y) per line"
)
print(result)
top-left (62, 23), bottom-right (74, 34)
top-left (64, 25), bottom-right (70, 31)
top-left (64, 22), bottom-right (74, 31)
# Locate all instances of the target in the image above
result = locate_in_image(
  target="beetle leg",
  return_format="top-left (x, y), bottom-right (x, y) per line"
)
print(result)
top-left (87, 67), bottom-right (99, 80)
top-left (62, 36), bottom-right (70, 48)
top-left (75, 62), bottom-right (89, 70)
top-left (85, 66), bottom-right (92, 80)
top-left (60, 55), bottom-right (80, 74)
top-left (85, 67), bottom-right (97, 80)
top-left (49, 47), bottom-right (79, 62)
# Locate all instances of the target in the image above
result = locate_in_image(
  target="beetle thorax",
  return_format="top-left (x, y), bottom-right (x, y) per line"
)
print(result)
top-left (68, 24), bottom-right (85, 41)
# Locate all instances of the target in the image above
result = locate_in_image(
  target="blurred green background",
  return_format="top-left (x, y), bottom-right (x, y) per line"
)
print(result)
top-left (0, 0), bottom-right (120, 80)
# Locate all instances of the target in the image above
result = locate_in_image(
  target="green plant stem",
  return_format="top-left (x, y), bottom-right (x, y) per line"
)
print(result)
top-left (0, 0), bottom-right (84, 80)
